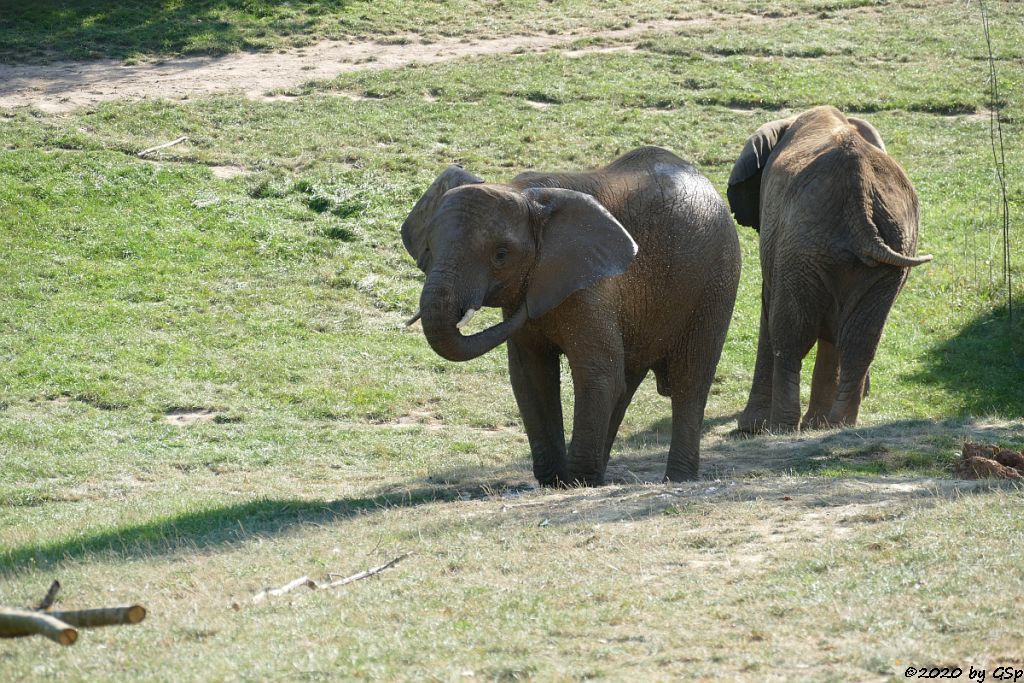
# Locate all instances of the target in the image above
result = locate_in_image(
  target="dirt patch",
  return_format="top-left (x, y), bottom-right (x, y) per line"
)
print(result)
top-left (389, 409), bottom-right (444, 431)
top-left (209, 165), bottom-right (249, 179)
top-left (164, 408), bottom-right (220, 426)
top-left (0, 14), bottom-right (759, 112)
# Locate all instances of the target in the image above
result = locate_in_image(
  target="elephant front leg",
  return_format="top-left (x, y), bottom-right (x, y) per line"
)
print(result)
top-left (602, 370), bottom-right (647, 471)
top-left (566, 358), bottom-right (625, 486)
top-left (507, 336), bottom-right (567, 486)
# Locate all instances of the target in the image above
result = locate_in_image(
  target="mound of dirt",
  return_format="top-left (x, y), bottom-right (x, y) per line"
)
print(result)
top-left (955, 442), bottom-right (1024, 480)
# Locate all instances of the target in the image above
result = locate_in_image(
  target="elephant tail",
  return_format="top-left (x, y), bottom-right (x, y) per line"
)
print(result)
top-left (857, 237), bottom-right (933, 268)
top-left (848, 194), bottom-right (933, 268)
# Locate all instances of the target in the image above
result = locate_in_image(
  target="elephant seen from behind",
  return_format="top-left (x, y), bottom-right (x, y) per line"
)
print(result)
top-left (727, 105), bottom-right (932, 433)
top-left (402, 147), bottom-right (741, 485)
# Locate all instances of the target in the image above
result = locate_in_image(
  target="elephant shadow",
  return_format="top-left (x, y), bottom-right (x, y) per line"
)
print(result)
top-left (605, 414), bottom-right (1024, 485)
top-left (912, 304), bottom-right (1024, 417)
top-left (6, 415), bottom-right (1019, 576)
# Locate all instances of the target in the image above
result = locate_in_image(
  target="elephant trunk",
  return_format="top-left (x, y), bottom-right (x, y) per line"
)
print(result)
top-left (419, 271), bottom-right (527, 362)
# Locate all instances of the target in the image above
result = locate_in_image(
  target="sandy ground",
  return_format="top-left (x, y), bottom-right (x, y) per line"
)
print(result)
top-left (0, 17), bottom-right (732, 113)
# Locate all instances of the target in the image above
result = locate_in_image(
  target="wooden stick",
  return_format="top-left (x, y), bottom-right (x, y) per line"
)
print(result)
top-left (321, 553), bottom-right (410, 589)
top-left (35, 580), bottom-right (61, 611)
top-left (137, 135), bottom-right (187, 158)
top-left (0, 609), bottom-right (78, 645)
top-left (252, 576), bottom-right (316, 603)
top-left (47, 605), bottom-right (146, 628)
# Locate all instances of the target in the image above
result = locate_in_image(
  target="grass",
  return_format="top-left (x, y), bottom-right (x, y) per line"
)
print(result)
top-left (0, 0), bottom-right (903, 64)
top-left (1, 0), bottom-right (1024, 679)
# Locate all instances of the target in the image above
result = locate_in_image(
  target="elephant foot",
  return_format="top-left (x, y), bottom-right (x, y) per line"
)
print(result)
top-left (737, 410), bottom-right (770, 434)
top-left (567, 468), bottom-right (605, 487)
top-left (800, 412), bottom-right (832, 431)
top-left (663, 467), bottom-right (698, 483)
top-left (767, 420), bottom-right (799, 434)
top-left (535, 468), bottom-right (571, 488)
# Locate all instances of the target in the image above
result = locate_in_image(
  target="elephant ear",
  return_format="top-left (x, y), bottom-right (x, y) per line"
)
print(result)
top-left (848, 116), bottom-right (887, 153)
top-left (727, 116), bottom-right (795, 231)
top-left (524, 188), bottom-right (638, 319)
top-left (401, 165), bottom-right (483, 272)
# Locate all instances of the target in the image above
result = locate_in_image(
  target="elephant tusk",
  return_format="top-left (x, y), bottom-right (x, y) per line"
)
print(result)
top-left (456, 308), bottom-right (477, 330)
top-left (404, 310), bottom-right (422, 327)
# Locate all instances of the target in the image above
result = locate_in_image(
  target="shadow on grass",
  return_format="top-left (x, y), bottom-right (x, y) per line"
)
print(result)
top-left (609, 415), bottom-right (1024, 483)
top-left (0, 0), bottom-right (353, 64)
top-left (913, 304), bottom-right (1024, 416)
top-left (0, 482), bottom-right (529, 576)
top-left (6, 415), bottom-right (1021, 575)
top-left (621, 411), bottom-right (740, 449)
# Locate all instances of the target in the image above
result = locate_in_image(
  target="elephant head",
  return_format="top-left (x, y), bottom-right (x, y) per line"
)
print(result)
top-left (401, 168), bottom-right (638, 362)
top-left (727, 113), bottom-right (887, 231)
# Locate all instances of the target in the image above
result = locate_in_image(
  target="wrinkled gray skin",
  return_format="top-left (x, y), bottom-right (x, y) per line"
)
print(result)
top-left (727, 106), bottom-right (932, 433)
top-left (402, 146), bottom-right (740, 485)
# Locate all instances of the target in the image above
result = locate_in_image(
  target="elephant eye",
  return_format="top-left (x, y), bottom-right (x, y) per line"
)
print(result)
top-left (493, 246), bottom-right (509, 266)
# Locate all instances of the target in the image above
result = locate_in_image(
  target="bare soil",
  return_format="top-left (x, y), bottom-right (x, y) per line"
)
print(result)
top-left (163, 408), bottom-right (220, 426)
top-left (0, 15), bottom-right (747, 112)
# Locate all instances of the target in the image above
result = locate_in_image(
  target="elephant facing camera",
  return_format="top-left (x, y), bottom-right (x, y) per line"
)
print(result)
top-left (401, 146), bottom-right (741, 487)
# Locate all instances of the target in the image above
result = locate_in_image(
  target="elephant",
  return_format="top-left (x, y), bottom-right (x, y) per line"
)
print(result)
top-left (727, 105), bottom-right (932, 433)
top-left (401, 146), bottom-right (741, 485)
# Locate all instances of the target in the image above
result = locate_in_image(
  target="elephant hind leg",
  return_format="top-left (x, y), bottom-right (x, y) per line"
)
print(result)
top-left (801, 339), bottom-right (840, 430)
top-left (653, 361), bottom-right (671, 397)
top-left (664, 324), bottom-right (729, 482)
top-left (827, 277), bottom-right (902, 427)
top-left (738, 295), bottom-right (773, 433)
top-left (602, 369), bottom-right (648, 471)
top-left (767, 324), bottom-right (819, 433)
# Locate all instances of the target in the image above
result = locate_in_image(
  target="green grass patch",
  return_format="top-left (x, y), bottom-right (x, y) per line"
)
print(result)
top-left (1, 0), bottom-right (1023, 678)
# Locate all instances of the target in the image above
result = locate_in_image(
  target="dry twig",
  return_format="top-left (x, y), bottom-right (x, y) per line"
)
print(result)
top-left (251, 553), bottom-right (411, 603)
top-left (322, 553), bottom-right (411, 589)
top-left (252, 576), bottom-right (317, 604)
top-left (137, 135), bottom-right (187, 158)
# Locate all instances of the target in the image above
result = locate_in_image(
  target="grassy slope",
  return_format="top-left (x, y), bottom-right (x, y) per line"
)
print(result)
top-left (1, 0), bottom-right (1023, 680)
top-left (0, 0), bottom-right (902, 63)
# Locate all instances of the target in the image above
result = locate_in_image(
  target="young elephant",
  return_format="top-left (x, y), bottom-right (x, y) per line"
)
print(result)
top-left (402, 147), bottom-right (740, 485)
top-left (727, 106), bottom-right (932, 433)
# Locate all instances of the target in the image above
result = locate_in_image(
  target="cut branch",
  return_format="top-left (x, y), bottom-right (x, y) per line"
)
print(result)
top-left (48, 605), bottom-right (147, 628)
top-left (0, 609), bottom-right (78, 645)
top-left (137, 135), bottom-right (187, 158)
top-left (35, 580), bottom-right (61, 611)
